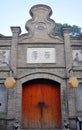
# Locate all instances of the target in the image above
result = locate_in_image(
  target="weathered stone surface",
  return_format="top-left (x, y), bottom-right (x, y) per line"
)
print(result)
top-left (0, 4), bottom-right (82, 130)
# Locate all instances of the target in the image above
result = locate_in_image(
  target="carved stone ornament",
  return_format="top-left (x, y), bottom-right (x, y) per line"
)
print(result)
top-left (0, 50), bottom-right (10, 66)
top-left (35, 22), bottom-right (46, 30)
top-left (25, 4), bottom-right (56, 37)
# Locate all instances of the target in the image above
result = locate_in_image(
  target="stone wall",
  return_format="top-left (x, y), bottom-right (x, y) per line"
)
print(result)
top-left (0, 4), bottom-right (82, 130)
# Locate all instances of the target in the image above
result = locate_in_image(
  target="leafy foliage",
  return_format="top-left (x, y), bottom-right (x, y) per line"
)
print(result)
top-left (55, 23), bottom-right (82, 37)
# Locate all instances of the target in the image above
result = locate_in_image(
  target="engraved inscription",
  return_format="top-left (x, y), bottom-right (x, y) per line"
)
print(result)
top-left (27, 48), bottom-right (56, 63)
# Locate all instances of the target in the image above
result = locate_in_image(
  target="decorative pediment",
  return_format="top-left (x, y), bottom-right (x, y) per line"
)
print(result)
top-left (23, 4), bottom-right (63, 42)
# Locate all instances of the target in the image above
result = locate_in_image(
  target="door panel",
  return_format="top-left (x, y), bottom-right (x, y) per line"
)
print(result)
top-left (22, 84), bottom-right (41, 128)
top-left (22, 80), bottom-right (61, 129)
top-left (42, 85), bottom-right (61, 128)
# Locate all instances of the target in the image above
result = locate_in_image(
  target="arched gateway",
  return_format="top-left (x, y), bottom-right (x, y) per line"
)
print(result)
top-left (1, 3), bottom-right (80, 130)
top-left (22, 78), bottom-right (61, 129)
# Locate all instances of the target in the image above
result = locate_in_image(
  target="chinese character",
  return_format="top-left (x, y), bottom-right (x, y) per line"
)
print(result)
top-left (32, 51), bottom-right (38, 60)
top-left (44, 51), bottom-right (50, 59)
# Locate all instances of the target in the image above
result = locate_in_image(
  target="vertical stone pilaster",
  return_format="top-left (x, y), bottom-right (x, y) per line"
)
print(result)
top-left (63, 26), bottom-right (72, 75)
top-left (7, 27), bottom-right (21, 119)
top-left (10, 27), bottom-right (21, 77)
top-left (63, 27), bottom-right (76, 122)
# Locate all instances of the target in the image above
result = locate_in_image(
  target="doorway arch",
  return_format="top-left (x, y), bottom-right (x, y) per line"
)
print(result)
top-left (22, 78), bottom-right (61, 129)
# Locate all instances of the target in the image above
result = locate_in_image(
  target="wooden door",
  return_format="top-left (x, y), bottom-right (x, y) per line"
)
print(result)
top-left (22, 79), bottom-right (61, 129)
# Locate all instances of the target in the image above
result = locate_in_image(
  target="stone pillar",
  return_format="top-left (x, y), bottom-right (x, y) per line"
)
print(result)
top-left (63, 27), bottom-right (76, 129)
top-left (7, 27), bottom-right (21, 120)
top-left (10, 27), bottom-right (21, 76)
top-left (63, 26), bottom-right (72, 75)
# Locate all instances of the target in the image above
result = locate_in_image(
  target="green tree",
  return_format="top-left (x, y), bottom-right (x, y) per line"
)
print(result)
top-left (55, 23), bottom-right (62, 36)
top-left (55, 23), bottom-right (82, 36)
top-left (71, 25), bottom-right (81, 35)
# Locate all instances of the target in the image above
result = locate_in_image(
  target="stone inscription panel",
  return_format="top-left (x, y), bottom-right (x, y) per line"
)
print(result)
top-left (27, 48), bottom-right (56, 63)
top-left (0, 50), bottom-right (10, 66)
top-left (72, 50), bottom-right (82, 66)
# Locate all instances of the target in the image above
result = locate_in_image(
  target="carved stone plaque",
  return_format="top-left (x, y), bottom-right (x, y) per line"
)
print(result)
top-left (73, 50), bottom-right (82, 66)
top-left (27, 48), bottom-right (56, 63)
top-left (0, 50), bottom-right (10, 66)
